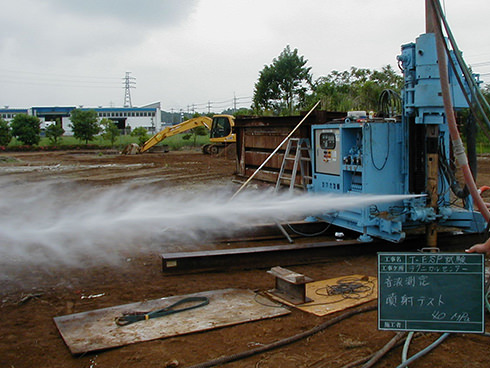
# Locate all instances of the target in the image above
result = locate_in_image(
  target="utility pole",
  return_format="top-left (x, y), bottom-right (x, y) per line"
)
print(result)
top-left (207, 101), bottom-right (212, 114)
top-left (122, 72), bottom-right (136, 107)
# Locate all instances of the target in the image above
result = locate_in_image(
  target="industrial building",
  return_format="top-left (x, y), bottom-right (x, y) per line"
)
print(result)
top-left (0, 102), bottom-right (162, 135)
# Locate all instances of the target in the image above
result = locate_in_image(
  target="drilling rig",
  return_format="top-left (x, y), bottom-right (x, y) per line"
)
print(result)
top-left (307, 0), bottom-right (490, 244)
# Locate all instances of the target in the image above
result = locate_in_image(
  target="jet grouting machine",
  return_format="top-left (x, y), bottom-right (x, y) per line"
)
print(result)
top-left (307, 0), bottom-right (490, 244)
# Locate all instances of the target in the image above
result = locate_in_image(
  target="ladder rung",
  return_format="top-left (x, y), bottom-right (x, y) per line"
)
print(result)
top-left (276, 138), bottom-right (311, 192)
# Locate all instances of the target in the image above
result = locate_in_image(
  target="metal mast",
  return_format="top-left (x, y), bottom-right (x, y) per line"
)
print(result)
top-left (123, 72), bottom-right (136, 107)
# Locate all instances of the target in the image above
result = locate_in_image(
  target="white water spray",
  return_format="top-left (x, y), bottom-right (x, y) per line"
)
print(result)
top-left (0, 179), bottom-right (417, 271)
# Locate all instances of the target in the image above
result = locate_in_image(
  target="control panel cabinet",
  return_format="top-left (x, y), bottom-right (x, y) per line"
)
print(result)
top-left (311, 121), bottom-right (406, 242)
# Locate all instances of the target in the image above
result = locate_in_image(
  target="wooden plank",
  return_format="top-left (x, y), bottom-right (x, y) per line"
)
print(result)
top-left (243, 132), bottom-right (290, 148)
top-left (53, 288), bottom-right (290, 354)
top-left (244, 150), bottom-right (285, 168)
top-left (244, 168), bottom-right (280, 183)
top-left (243, 151), bottom-right (302, 172)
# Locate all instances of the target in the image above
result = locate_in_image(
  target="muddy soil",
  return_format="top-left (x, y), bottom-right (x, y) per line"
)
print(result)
top-left (0, 150), bottom-right (489, 368)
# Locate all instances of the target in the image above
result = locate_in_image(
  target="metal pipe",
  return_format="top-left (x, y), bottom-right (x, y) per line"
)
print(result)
top-left (425, 0), bottom-right (439, 248)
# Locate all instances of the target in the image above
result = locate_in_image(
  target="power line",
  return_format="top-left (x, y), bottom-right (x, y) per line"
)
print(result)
top-left (0, 78), bottom-right (121, 89)
top-left (165, 96), bottom-right (253, 115)
top-left (0, 67), bottom-right (121, 80)
top-left (0, 75), bottom-right (121, 86)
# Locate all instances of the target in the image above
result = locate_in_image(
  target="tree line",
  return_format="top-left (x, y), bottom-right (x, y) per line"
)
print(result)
top-left (3, 45), bottom-right (489, 147)
top-left (253, 45), bottom-right (404, 116)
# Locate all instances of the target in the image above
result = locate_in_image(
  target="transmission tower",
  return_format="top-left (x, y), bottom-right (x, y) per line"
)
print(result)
top-left (122, 72), bottom-right (136, 107)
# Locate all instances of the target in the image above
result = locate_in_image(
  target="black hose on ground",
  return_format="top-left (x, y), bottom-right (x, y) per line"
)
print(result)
top-left (360, 332), bottom-right (407, 368)
top-left (186, 304), bottom-right (377, 368)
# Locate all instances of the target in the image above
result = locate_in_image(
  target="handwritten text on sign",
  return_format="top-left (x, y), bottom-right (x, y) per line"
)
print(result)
top-left (378, 253), bottom-right (484, 333)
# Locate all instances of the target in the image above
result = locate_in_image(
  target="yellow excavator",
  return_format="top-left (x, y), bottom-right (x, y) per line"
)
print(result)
top-left (122, 115), bottom-right (235, 155)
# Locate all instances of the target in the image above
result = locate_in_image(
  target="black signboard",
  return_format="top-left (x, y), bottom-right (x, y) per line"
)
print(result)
top-left (378, 252), bottom-right (484, 333)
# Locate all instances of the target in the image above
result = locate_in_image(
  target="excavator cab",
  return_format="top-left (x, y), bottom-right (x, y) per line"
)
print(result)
top-left (203, 115), bottom-right (236, 155)
top-left (210, 115), bottom-right (233, 140)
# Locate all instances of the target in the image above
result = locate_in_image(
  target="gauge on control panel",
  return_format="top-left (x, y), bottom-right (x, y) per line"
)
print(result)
top-left (319, 132), bottom-right (336, 150)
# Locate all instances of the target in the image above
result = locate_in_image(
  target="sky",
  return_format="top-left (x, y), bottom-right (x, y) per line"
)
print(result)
top-left (1, 0), bottom-right (490, 113)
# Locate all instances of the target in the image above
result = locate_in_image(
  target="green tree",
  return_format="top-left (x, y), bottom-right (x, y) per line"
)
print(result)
top-left (45, 120), bottom-right (65, 145)
top-left (253, 45), bottom-right (312, 115)
top-left (131, 126), bottom-right (149, 145)
top-left (70, 109), bottom-right (100, 144)
top-left (310, 65), bottom-right (403, 112)
top-left (11, 114), bottom-right (41, 145)
top-left (182, 125), bottom-right (209, 146)
top-left (0, 118), bottom-right (12, 146)
top-left (100, 118), bottom-right (120, 147)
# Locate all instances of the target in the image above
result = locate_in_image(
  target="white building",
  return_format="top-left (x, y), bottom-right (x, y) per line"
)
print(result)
top-left (0, 102), bottom-right (162, 135)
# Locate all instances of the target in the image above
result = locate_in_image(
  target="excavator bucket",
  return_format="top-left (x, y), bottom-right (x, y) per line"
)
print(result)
top-left (121, 143), bottom-right (140, 155)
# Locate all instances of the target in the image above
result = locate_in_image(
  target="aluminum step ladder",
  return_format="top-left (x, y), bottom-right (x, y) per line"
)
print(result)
top-left (275, 138), bottom-right (312, 192)
top-left (274, 138), bottom-right (312, 243)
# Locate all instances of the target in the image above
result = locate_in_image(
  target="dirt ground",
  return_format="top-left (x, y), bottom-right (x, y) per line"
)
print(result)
top-left (1, 149), bottom-right (490, 368)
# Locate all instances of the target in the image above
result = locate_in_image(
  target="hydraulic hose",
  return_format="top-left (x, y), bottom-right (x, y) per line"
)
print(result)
top-left (360, 332), bottom-right (407, 368)
top-left (186, 303), bottom-right (376, 368)
top-left (432, 0), bottom-right (490, 133)
top-left (431, 1), bottom-right (490, 222)
top-left (401, 331), bottom-right (415, 364)
top-left (396, 333), bottom-right (450, 368)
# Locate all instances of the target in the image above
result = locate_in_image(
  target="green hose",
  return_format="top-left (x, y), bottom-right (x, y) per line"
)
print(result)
top-left (115, 296), bottom-right (209, 326)
top-left (396, 333), bottom-right (450, 368)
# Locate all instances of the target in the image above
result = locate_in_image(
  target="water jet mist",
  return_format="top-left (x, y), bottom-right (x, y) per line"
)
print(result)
top-left (0, 179), bottom-right (417, 272)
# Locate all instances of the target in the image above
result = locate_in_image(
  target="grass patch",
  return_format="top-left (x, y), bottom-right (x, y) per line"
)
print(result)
top-left (4, 133), bottom-right (210, 152)
top-left (477, 143), bottom-right (490, 155)
top-left (0, 156), bottom-right (22, 163)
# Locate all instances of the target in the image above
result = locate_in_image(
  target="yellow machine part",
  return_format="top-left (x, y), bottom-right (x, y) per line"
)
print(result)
top-left (139, 116), bottom-right (213, 153)
top-left (123, 114), bottom-right (236, 155)
top-left (209, 114), bottom-right (236, 145)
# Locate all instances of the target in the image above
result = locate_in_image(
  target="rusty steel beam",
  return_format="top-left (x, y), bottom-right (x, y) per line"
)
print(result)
top-left (162, 239), bottom-right (361, 274)
top-left (161, 231), bottom-right (483, 274)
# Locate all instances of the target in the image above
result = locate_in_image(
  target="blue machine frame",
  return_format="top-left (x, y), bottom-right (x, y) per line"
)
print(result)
top-left (309, 33), bottom-right (486, 242)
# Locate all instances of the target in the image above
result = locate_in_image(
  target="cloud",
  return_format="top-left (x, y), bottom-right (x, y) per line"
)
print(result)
top-left (46, 0), bottom-right (199, 27)
top-left (0, 0), bottom-right (198, 64)
top-left (2, 0), bottom-right (490, 108)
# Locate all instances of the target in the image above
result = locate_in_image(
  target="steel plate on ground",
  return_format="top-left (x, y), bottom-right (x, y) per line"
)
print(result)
top-left (54, 288), bottom-right (290, 354)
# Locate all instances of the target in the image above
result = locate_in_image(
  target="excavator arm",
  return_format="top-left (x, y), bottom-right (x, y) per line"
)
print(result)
top-left (137, 116), bottom-right (213, 153)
